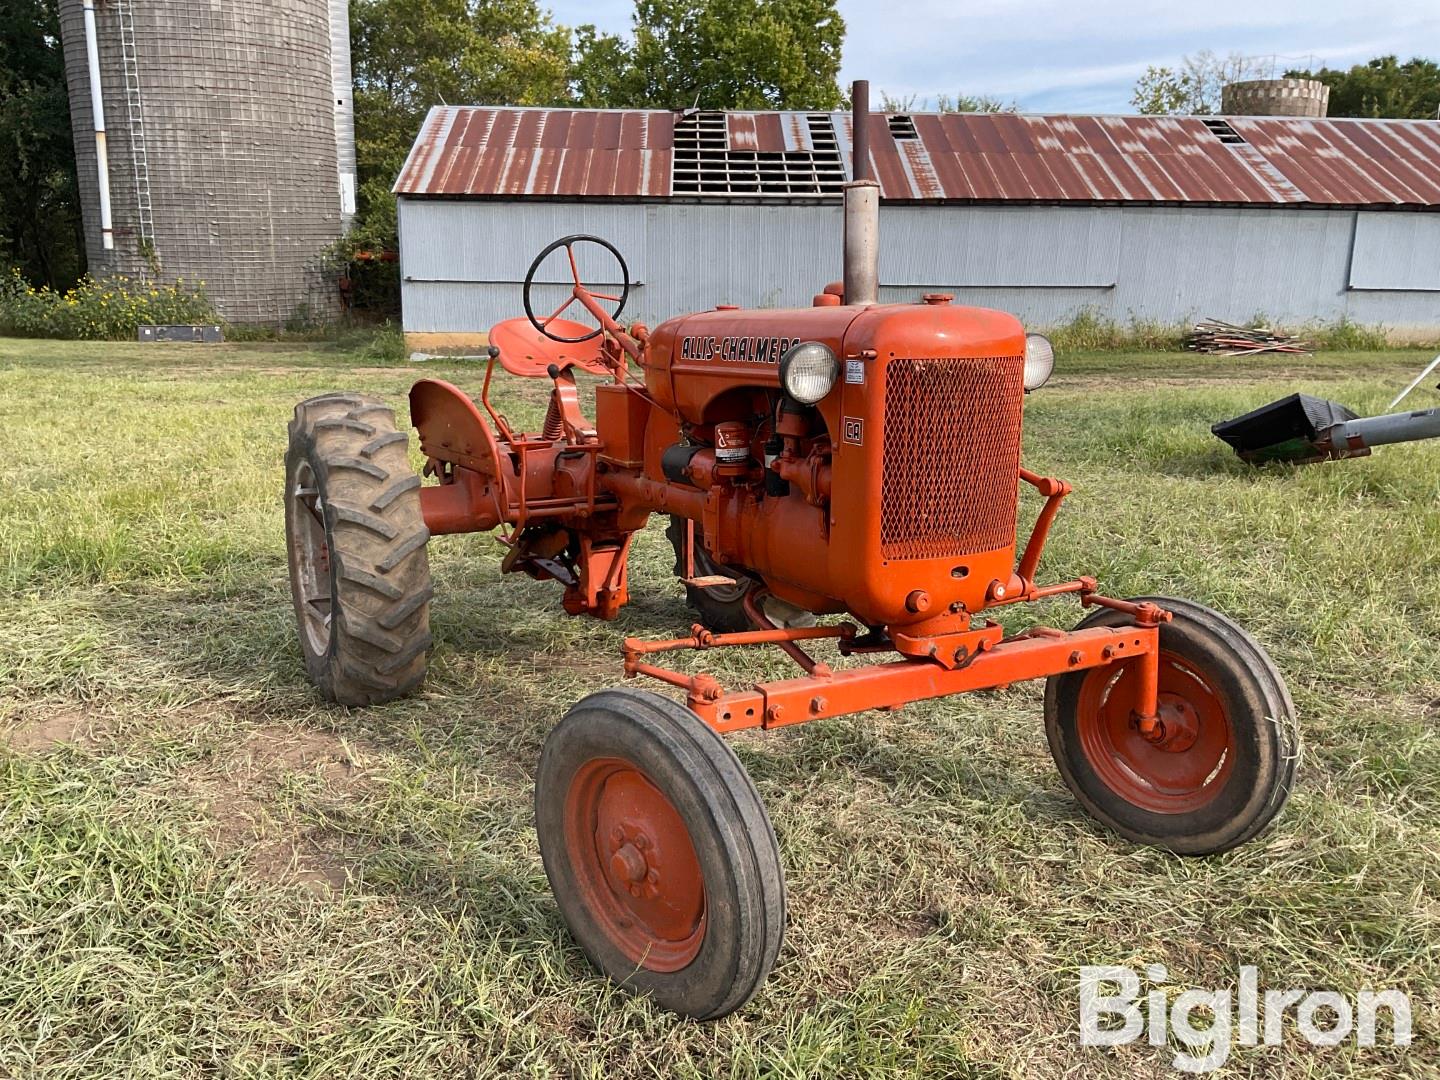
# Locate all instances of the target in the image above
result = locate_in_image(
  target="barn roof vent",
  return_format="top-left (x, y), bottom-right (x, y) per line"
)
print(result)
top-left (1201, 118), bottom-right (1247, 145)
top-left (671, 111), bottom-right (844, 197)
top-left (888, 114), bottom-right (918, 139)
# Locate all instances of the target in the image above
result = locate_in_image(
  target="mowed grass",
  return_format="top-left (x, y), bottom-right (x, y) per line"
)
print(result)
top-left (1, 336), bottom-right (1438, 1078)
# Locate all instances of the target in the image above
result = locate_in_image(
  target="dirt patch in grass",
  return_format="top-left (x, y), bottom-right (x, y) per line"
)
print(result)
top-left (245, 833), bottom-right (355, 893)
top-left (3, 707), bottom-right (105, 751)
top-left (180, 724), bottom-right (374, 894)
top-left (232, 724), bottom-right (366, 785)
top-left (0, 703), bottom-right (363, 892)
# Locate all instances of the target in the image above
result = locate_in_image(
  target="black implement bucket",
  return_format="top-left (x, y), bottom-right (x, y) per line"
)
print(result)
top-left (1211, 394), bottom-right (1361, 464)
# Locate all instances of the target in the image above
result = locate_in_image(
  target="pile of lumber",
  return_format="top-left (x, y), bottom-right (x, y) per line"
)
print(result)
top-left (1186, 319), bottom-right (1311, 356)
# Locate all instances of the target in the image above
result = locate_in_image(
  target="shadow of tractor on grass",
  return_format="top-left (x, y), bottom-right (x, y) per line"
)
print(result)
top-left (77, 536), bottom-right (1108, 973)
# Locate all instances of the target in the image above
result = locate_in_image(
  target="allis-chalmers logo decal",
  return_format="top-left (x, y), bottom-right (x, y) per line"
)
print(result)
top-left (680, 335), bottom-right (800, 364)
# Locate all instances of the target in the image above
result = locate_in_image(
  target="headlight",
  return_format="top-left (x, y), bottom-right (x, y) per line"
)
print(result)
top-left (779, 341), bottom-right (839, 404)
top-left (1023, 333), bottom-right (1054, 391)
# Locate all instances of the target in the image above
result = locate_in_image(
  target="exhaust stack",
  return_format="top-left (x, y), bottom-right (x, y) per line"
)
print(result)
top-left (843, 79), bottom-right (879, 306)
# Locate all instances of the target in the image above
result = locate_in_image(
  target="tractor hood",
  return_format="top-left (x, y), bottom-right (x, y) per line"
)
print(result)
top-left (642, 305), bottom-right (860, 422)
top-left (643, 300), bottom-right (1024, 424)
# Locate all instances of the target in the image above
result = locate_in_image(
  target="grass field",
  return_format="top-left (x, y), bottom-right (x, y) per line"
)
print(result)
top-left (1, 337), bottom-right (1437, 1078)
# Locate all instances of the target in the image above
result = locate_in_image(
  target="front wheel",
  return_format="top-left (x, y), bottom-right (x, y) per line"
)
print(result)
top-left (535, 688), bottom-right (785, 1019)
top-left (1044, 597), bottom-right (1298, 855)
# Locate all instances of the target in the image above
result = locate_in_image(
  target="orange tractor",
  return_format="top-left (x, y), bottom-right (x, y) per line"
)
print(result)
top-left (285, 84), bottom-right (1296, 1019)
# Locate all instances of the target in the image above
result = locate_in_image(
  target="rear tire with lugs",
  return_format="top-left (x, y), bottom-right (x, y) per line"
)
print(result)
top-left (284, 393), bottom-right (433, 706)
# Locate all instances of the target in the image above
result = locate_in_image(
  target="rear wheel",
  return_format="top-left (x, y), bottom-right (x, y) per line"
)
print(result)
top-left (285, 393), bottom-right (433, 706)
top-left (535, 688), bottom-right (785, 1019)
top-left (1044, 597), bottom-right (1297, 855)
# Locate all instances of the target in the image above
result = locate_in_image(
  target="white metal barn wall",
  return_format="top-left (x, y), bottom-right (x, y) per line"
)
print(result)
top-left (398, 200), bottom-right (1440, 342)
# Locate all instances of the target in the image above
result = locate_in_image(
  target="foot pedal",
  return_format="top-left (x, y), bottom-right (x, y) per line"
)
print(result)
top-left (684, 574), bottom-right (738, 588)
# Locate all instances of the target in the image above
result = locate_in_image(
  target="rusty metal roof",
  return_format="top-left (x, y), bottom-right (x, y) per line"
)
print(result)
top-left (394, 107), bottom-right (674, 198)
top-left (394, 105), bottom-right (1440, 208)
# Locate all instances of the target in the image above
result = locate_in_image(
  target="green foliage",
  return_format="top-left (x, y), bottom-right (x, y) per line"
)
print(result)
top-left (1287, 55), bottom-right (1440, 119)
top-left (1045, 308), bottom-right (1188, 352)
top-left (1042, 308), bottom-right (1406, 354)
top-left (357, 321), bottom-right (409, 363)
top-left (348, 0), bottom-right (573, 254)
top-left (1131, 68), bottom-right (1188, 116)
top-left (1306, 316), bottom-right (1392, 352)
top-left (0, 269), bottom-right (216, 340)
top-left (878, 91), bottom-right (1017, 113)
top-left (283, 302), bottom-right (325, 336)
top-left (569, 23), bottom-right (637, 109)
top-left (570, 0), bottom-right (845, 110)
top-left (0, 0), bottom-right (85, 290)
top-left (1131, 50), bottom-right (1268, 115)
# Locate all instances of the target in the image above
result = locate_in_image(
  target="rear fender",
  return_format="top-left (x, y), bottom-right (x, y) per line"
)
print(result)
top-left (410, 378), bottom-right (507, 481)
top-left (409, 378), bottom-right (511, 534)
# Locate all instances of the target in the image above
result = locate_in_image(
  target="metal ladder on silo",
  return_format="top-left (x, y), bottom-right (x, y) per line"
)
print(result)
top-left (114, 0), bottom-right (155, 264)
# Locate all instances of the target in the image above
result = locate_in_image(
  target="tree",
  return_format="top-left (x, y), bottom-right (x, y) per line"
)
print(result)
top-left (348, 0), bottom-right (572, 252)
top-left (571, 0), bottom-right (845, 110)
top-left (878, 90), bottom-right (1017, 113)
top-left (569, 24), bottom-right (643, 110)
top-left (1131, 50), bottom-right (1268, 115)
top-left (0, 0), bottom-right (84, 289)
top-left (1287, 55), bottom-right (1440, 119)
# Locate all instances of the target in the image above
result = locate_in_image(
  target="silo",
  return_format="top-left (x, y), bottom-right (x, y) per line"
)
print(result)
top-left (58, 0), bottom-right (356, 324)
top-left (1221, 78), bottom-right (1330, 118)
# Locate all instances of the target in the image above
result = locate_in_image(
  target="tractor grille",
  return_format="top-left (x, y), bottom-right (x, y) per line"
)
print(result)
top-left (880, 355), bottom-right (1025, 560)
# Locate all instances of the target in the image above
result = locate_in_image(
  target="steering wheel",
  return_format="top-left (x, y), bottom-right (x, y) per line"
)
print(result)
top-left (522, 234), bottom-right (631, 343)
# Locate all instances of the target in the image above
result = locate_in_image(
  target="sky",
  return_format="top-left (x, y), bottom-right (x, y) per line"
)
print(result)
top-left (541, 0), bottom-right (1440, 113)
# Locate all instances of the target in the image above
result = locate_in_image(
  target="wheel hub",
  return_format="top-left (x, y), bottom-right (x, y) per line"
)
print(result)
top-left (1076, 653), bottom-right (1235, 814)
top-left (287, 460), bottom-right (333, 656)
top-left (565, 759), bottom-right (706, 971)
top-left (607, 830), bottom-right (664, 900)
top-left (1143, 692), bottom-right (1201, 752)
top-left (610, 840), bottom-right (647, 884)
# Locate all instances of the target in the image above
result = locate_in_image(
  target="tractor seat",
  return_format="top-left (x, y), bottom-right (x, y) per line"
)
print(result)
top-left (488, 317), bottom-right (612, 378)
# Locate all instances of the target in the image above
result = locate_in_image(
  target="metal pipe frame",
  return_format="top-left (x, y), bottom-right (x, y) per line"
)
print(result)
top-left (81, 0), bottom-right (115, 252)
top-left (621, 598), bottom-right (1164, 736)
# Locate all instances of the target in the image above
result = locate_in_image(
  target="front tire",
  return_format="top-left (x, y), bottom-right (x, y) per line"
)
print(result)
top-left (1044, 597), bottom-right (1298, 855)
top-left (284, 393), bottom-right (433, 706)
top-left (535, 688), bottom-right (785, 1019)
top-left (665, 516), bottom-right (754, 632)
